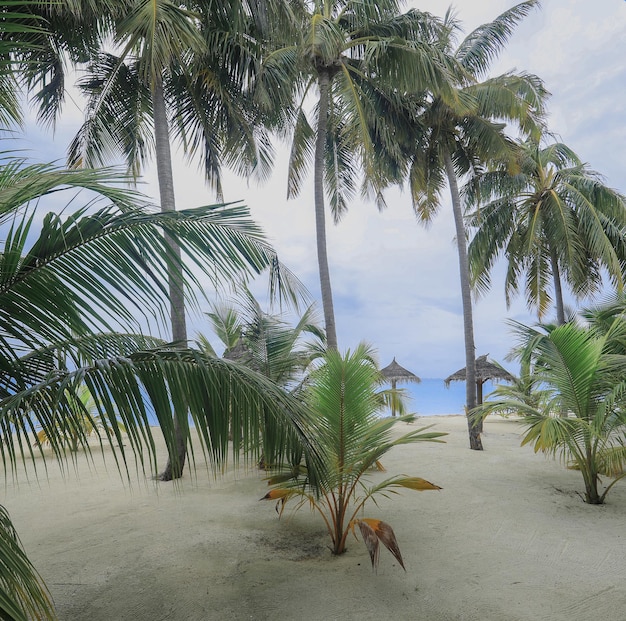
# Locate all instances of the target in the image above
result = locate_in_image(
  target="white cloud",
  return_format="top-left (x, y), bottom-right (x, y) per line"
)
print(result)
top-left (8, 0), bottom-right (626, 385)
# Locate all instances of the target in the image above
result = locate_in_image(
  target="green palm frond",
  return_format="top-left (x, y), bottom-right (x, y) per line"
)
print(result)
top-left (0, 157), bottom-right (145, 218)
top-left (1, 197), bottom-right (305, 349)
top-left (456, 1), bottom-right (540, 77)
top-left (0, 505), bottom-right (56, 621)
top-left (476, 317), bottom-right (626, 503)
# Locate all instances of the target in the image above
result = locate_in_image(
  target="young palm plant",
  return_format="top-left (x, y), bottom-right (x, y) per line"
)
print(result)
top-left (475, 320), bottom-right (626, 504)
top-left (262, 344), bottom-right (445, 569)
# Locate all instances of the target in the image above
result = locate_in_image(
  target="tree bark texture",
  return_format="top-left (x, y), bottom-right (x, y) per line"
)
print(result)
top-left (550, 247), bottom-right (566, 325)
top-left (444, 152), bottom-right (483, 450)
top-left (314, 70), bottom-right (338, 351)
top-left (153, 78), bottom-right (189, 480)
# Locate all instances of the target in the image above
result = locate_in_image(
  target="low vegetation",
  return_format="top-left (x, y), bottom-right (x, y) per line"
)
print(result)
top-left (262, 345), bottom-right (445, 568)
top-left (477, 316), bottom-right (626, 504)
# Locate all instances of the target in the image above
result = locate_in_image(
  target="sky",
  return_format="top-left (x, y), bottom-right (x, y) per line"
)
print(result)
top-left (14, 0), bottom-right (626, 379)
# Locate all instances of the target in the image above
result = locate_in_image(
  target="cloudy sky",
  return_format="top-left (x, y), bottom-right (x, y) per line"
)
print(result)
top-left (17, 0), bottom-right (626, 379)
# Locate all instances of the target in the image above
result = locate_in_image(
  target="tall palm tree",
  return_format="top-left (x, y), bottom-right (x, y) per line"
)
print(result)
top-left (393, 2), bottom-right (545, 449)
top-left (467, 139), bottom-right (626, 325)
top-left (263, 0), bottom-right (456, 350)
top-left (54, 0), bottom-right (300, 478)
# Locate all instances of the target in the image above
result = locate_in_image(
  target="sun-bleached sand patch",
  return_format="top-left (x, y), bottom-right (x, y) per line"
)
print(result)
top-left (4, 415), bottom-right (626, 621)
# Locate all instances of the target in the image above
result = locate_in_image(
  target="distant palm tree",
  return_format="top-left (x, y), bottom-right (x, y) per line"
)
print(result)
top-left (203, 293), bottom-right (325, 466)
top-left (263, 0), bottom-right (455, 349)
top-left (205, 293), bottom-right (324, 388)
top-left (394, 2), bottom-right (545, 449)
top-left (467, 139), bottom-right (626, 325)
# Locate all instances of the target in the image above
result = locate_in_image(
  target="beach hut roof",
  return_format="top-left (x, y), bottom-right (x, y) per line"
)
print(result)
top-left (380, 358), bottom-right (421, 384)
top-left (223, 339), bottom-right (251, 363)
top-left (444, 354), bottom-right (514, 386)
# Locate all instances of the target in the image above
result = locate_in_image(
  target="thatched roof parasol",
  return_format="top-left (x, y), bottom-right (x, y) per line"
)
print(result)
top-left (223, 339), bottom-right (249, 362)
top-left (444, 354), bottom-right (515, 404)
top-left (380, 358), bottom-right (421, 416)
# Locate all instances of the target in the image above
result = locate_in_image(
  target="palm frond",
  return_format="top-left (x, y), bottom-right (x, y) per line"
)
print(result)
top-left (0, 505), bottom-right (56, 621)
top-left (456, 1), bottom-right (540, 77)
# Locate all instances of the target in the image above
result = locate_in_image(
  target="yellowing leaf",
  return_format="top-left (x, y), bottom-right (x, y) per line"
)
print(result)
top-left (260, 489), bottom-right (292, 501)
top-left (259, 488), bottom-right (295, 517)
top-left (393, 477), bottom-right (442, 491)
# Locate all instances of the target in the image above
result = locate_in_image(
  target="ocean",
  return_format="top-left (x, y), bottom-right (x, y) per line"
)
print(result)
top-left (397, 378), bottom-right (500, 416)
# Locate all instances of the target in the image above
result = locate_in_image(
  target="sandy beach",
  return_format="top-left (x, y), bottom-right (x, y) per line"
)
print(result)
top-left (4, 415), bottom-right (626, 621)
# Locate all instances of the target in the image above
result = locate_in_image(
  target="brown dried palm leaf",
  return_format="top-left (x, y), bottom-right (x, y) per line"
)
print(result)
top-left (353, 518), bottom-right (405, 571)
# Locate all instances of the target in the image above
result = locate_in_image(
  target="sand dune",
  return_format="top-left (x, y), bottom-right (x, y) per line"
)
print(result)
top-left (4, 415), bottom-right (626, 621)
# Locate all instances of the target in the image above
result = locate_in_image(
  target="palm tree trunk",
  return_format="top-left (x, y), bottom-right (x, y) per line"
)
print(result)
top-left (550, 247), bottom-right (566, 325)
top-left (444, 151), bottom-right (482, 450)
top-left (153, 77), bottom-right (188, 481)
top-left (314, 70), bottom-right (338, 351)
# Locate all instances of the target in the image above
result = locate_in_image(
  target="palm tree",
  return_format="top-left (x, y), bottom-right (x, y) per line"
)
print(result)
top-left (475, 319), bottom-right (626, 504)
top-left (262, 343), bottom-right (445, 566)
top-left (467, 139), bottom-right (626, 325)
top-left (205, 292), bottom-right (324, 386)
top-left (52, 0), bottom-right (300, 479)
top-left (394, 2), bottom-right (545, 449)
top-left (263, 0), bottom-right (456, 350)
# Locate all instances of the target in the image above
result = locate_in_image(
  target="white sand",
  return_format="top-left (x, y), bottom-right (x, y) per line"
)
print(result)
top-left (4, 415), bottom-right (626, 621)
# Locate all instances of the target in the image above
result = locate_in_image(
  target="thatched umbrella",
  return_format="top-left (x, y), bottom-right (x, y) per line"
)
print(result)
top-left (223, 339), bottom-right (251, 363)
top-left (380, 358), bottom-right (421, 416)
top-left (444, 354), bottom-right (515, 405)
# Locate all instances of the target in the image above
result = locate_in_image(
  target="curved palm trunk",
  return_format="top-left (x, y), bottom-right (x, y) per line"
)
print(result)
top-left (153, 78), bottom-right (189, 480)
top-left (314, 70), bottom-right (338, 351)
top-left (444, 152), bottom-right (482, 450)
top-left (549, 247), bottom-right (566, 325)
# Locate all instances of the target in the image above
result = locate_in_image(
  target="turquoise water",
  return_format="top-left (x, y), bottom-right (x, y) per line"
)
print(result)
top-left (140, 378), bottom-right (495, 425)
top-left (397, 378), bottom-right (500, 416)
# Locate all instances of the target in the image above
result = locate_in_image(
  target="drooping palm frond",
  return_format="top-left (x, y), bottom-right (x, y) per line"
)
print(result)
top-left (0, 505), bottom-right (56, 621)
top-left (2, 345), bottom-right (321, 480)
